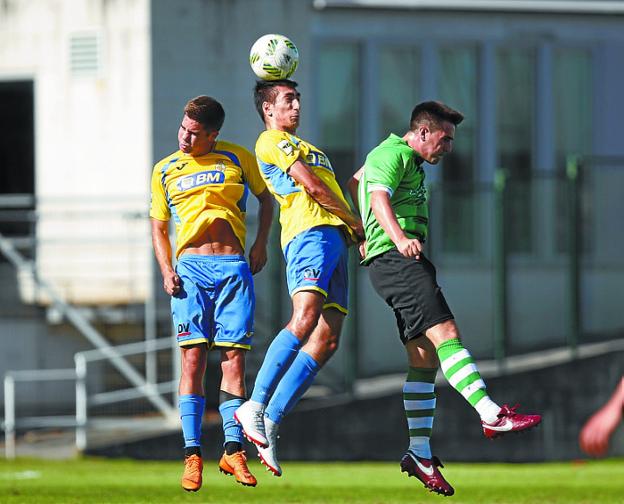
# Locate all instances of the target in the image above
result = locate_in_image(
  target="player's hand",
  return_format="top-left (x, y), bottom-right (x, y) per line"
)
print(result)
top-left (579, 401), bottom-right (622, 457)
top-left (163, 271), bottom-right (181, 296)
top-left (396, 237), bottom-right (423, 259)
top-left (249, 242), bottom-right (268, 275)
top-left (357, 240), bottom-right (367, 260)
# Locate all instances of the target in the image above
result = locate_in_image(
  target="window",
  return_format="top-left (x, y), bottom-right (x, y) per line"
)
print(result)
top-left (554, 48), bottom-right (592, 253)
top-left (438, 47), bottom-right (478, 253)
top-left (554, 49), bottom-right (592, 162)
top-left (318, 43), bottom-right (360, 185)
top-left (496, 48), bottom-right (535, 253)
top-left (379, 46), bottom-right (420, 136)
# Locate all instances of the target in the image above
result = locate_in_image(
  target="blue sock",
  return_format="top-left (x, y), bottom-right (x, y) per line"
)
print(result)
top-left (219, 397), bottom-right (244, 445)
top-left (179, 394), bottom-right (205, 448)
top-left (250, 329), bottom-right (302, 404)
top-left (265, 351), bottom-right (320, 424)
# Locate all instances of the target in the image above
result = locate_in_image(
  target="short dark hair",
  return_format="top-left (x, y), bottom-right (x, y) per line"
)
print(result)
top-left (409, 101), bottom-right (464, 131)
top-left (183, 95), bottom-right (225, 132)
top-left (253, 79), bottom-right (298, 121)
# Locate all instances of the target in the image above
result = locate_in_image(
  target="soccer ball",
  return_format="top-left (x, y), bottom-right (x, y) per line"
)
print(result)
top-left (249, 34), bottom-right (299, 81)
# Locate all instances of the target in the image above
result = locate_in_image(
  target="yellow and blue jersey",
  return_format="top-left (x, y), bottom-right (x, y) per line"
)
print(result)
top-left (150, 140), bottom-right (266, 258)
top-left (255, 129), bottom-right (355, 249)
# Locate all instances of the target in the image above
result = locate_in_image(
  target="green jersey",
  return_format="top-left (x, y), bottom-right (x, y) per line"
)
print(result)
top-left (359, 134), bottom-right (428, 264)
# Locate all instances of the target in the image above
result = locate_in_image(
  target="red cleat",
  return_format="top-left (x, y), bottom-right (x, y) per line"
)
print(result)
top-left (482, 404), bottom-right (542, 439)
top-left (400, 452), bottom-right (454, 497)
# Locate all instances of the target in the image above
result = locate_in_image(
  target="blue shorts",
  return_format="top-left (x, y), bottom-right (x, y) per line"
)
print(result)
top-left (171, 254), bottom-right (254, 349)
top-left (284, 225), bottom-right (349, 314)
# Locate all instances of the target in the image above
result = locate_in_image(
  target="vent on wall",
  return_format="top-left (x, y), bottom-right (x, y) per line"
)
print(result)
top-left (70, 32), bottom-right (101, 76)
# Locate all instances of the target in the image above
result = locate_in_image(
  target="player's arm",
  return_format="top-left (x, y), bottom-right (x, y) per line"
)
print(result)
top-left (346, 166), bottom-right (364, 214)
top-left (346, 166), bottom-right (367, 259)
top-left (370, 190), bottom-right (422, 259)
top-left (579, 376), bottom-right (624, 457)
top-left (288, 159), bottom-right (364, 240)
top-left (150, 218), bottom-right (181, 296)
top-left (248, 188), bottom-right (273, 275)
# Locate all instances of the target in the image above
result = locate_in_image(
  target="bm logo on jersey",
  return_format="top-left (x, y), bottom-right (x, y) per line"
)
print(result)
top-left (305, 151), bottom-right (333, 172)
top-left (177, 170), bottom-right (225, 191)
top-left (303, 268), bottom-right (321, 281)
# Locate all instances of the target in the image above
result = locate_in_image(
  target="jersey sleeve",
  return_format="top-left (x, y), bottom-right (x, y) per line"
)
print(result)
top-left (149, 163), bottom-right (170, 221)
top-left (238, 145), bottom-right (268, 196)
top-left (256, 130), bottom-right (310, 173)
top-left (363, 148), bottom-right (405, 196)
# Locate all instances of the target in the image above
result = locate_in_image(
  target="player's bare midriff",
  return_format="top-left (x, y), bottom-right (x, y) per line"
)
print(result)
top-left (182, 218), bottom-right (244, 256)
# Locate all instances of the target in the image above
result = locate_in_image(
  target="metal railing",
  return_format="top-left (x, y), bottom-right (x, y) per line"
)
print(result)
top-left (0, 230), bottom-right (176, 414)
top-left (3, 337), bottom-right (177, 459)
top-left (3, 368), bottom-right (77, 459)
top-left (74, 337), bottom-right (178, 451)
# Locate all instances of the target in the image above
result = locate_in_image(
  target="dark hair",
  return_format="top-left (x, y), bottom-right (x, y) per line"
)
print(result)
top-left (409, 101), bottom-right (464, 131)
top-left (253, 79), bottom-right (298, 121)
top-left (183, 96), bottom-right (225, 132)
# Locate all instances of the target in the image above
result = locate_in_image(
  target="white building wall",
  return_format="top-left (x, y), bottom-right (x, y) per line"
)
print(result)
top-left (0, 0), bottom-right (152, 304)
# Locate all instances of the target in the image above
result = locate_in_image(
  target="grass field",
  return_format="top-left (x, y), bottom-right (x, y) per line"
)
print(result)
top-left (0, 457), bottom-right (622, 503)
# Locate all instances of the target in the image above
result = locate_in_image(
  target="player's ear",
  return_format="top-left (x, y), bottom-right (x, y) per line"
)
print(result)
top-left (263, 101), bottom-right (272, 118)
top-left (419, 126), bottom-right (428, 141)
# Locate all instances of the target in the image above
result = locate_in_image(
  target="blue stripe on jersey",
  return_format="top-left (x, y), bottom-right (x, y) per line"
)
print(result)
top-left (161, 156), bottom-right (181, 224)
top-left (237, 182), bottom-right (249, 213)
top-left (214, 150), bottom-right (241, 167)
top-left (214, 149), bottom-right (249, 213)
top-left (258, 159), bottom-right (300, 197)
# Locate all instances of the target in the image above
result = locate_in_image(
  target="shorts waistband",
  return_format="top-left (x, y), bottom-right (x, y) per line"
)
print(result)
top-left (289, 224), bottom-right (345, 243)
top-left (178, 254), bottom-right (245, 263)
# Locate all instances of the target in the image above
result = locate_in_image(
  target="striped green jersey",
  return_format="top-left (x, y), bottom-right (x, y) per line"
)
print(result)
top-left (359, 134), bottom-right (428, 264)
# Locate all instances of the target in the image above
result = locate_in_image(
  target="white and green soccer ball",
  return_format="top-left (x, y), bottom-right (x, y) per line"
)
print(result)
top-left (249, 34), bottom-right (299, 81)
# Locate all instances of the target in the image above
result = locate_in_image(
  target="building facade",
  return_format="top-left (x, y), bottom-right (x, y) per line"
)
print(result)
top-left (1, 0), bottom-right (623, 404)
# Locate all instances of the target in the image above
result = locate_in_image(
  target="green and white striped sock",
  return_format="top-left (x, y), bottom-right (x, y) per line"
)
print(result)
top-left (403, 367), bottom-right (437, 459)
top-left (437, 338), bottom-right (500, 423)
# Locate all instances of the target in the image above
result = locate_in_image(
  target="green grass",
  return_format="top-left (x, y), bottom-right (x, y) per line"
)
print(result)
top-left (0, 457), bottom-right (622, 503)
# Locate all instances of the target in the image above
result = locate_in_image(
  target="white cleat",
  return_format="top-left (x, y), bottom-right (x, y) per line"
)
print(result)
top-left (234, 400), bottom-right (268, 448)
top-left (258, 417), bottom-right (282, 477)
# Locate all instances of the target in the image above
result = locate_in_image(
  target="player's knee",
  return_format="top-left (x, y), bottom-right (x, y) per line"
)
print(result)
top-left (326, 339), bottom-right (339, 357)
top-left (182, 354), bottom-right (199, 371)
top-left (220, 350), bottom-right (245, 377)
top-left (181, 364), bottom-right (203, 384)
top-left (290, 311), bottom-right (321, 339)
top-left (319, 333), bottom-right (339, 360)
top-left (181, 347), bottom-right (206, 379)
top-left (443, 322), bottom-right (460, 341)
top-left (427, 320), bottom-right (460, 345)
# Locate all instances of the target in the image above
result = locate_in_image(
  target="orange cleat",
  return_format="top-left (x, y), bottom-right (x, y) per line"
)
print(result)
top-left (181, 454), bottom-right (203, 492)
top-left (219, 450), bottom-right (258, 487)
